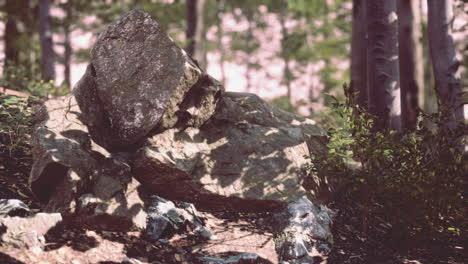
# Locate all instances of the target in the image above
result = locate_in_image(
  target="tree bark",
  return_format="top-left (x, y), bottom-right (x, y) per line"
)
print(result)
top-left (39, 0), bottom-right (55, 82)
top-left (427, 0), bottom-right (464, 132)
top-left (64, 0), bottom-right (73, 89)
top-left (216, 0), bottom-right (226, 87)
top-left (351, 0), bottom-right (368, 108)
top-left (366, 0), bottom-right (402, 132)
top-left (397, 0), bottom-right (424, 131)
top-left (4, 0), bottom-right (20, 72)
top-left (185, 0), bottom-right (197, 56)
top-left (279, 3), bottom-right (293, 111)
top-left (194, 0), bottom-right (207, 69)
top-left (245, 7), bottom-right (255, 93)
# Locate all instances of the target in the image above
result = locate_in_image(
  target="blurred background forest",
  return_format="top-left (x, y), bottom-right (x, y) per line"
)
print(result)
top-left (1, 0), bottom-right (466, 126)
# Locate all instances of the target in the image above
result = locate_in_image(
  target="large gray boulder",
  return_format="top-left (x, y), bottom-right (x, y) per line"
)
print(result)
top-left (74, 10), bottom-right (223, 149)
top-left (132, 92), bottom-right (325, 211)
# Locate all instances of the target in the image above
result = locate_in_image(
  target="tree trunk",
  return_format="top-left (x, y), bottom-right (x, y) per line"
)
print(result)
top-left (279, 3), bottom-right (293, 111)
top-left (4, 0), bottom-right (20, 72)
top-left (397, 0), bottom-right (424, 131)
top-left (194, 0), bottom-right (207, 69)
top-left (366, 0), bottom-right (402, 132)
top-left (351, 0), bottom-right (368, 108)
top-left (64, 0), bottom-right (73, 89)
top-left (185, 0), bottom-right (197, 56)
top-left (245, 7), bottom-right (255, 93)
top-left (39, 0), bottom-right (55, 82)
top-left (216, 0), bottom-right (226, 87)
top-left (427, 0), bottom-right (464, 132)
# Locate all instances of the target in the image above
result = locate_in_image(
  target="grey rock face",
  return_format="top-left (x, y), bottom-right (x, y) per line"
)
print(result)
top-left (74, 10), bottom-right (223, 149)
top-left (132, 92), bottom-right (324, 210)
top-left (29, 96), bottom-right (147, 230)
top-left (30, 96), bottom-right (96, 208)
top-left (75, 178), bottom-right (147, 230)
top-left (0, 210), bottom-right (62, 249)
top-left (273, 198), bottom-right (335, 263)
top-left (144, 195), bottom-right (214, 240)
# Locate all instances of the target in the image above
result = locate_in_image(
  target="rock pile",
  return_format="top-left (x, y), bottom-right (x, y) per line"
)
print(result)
top-left (26, 10), bottom-right (334, 263)
top-left (30, 10), bottom-right (326, 220)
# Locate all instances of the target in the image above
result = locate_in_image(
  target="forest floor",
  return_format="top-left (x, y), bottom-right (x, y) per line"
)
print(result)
top-left (0, 133), bottom-right (466, 264)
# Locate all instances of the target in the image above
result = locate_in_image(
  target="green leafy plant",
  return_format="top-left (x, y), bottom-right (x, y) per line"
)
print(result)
top-left (0, 94), bottom-right (39, 157)
top-left (304, 84), bottom-right (466, 240)
top-left (0, 64), bottom-right (67, 97)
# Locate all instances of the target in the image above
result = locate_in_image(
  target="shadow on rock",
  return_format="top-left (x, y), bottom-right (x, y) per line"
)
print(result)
top-left (0, 252), bottom-right (25, 264)
top-left (43, 221), bottom-right (100, 252)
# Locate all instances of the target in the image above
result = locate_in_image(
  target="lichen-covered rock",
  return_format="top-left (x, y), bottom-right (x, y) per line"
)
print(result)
top-left (273, 198), bottom-right (335, 263)
top-left (74, 10), bottom-right (223, 149)
top-left (132, 92), bottom-right (325, 211)
top-left (144, 195), bottom-right (214, 240)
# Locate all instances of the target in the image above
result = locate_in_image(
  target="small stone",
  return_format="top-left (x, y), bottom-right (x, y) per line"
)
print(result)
top-left (174, 254), bottom-right (183, 261)
top-left (30, 246), bottom-right (43, 255)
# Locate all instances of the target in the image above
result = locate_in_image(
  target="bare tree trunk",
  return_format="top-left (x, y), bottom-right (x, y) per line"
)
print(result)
top-left (427, 0), bottom-right (464, 132)
top-left (185, 0), bottom-right (197, 56)
top-left (351, 0), bottom-right (368, 108)
top-left (4, 0), bottom-right (20, 72)
top-left (216, 0), bottom-right (226, 87)
top-left (366, 0), bottom-right (402, 132)
top-left (279, 3), bottom-right (293, 111)
top-left (245, 7), bottom-right (254, 93)
top-left (64, 0), bottom-right (73, 89)
top-left (39, 0), bottom-right (55, 82)
top-left (398, 0), bottom-right (424, 131)
top-left (194, 0), bottom-right (207, 69)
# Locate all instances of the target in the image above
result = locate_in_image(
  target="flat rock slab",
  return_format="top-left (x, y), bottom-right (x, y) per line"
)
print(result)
top-left (133, 92), bottom-right (325, 211)
top-left (0, 212), bottom-right (62, 248)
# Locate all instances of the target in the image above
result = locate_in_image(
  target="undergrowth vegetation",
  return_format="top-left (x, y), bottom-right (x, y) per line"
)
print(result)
top-left (0, 94), bottom-right (39, 157)
top-left (305, 84), bottom-right (466, 241)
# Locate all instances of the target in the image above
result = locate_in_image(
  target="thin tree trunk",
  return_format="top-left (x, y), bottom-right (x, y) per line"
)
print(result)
top-left (421, 12), bottom-right (438, 115)
top-left (398, 0), bottom-right (424, 131)
top-left (4, 0), bottom-right (20, 72)
top-left (185, 0), bottom-right (197, 56)
top-left (245, 7), bottom-right (254, 93)
top-left (64, 0), bottom-right (73, 89)
top-left (39, 0), bottom-right (55, 82)
top-left (427, 0), bottom-right (464, 132)
top-left (366, 0), bottom-right (402, 132)
top-left (194, 0), bottom-right (207, 69)
top-left (351, 0), bottom-right (368, 108)
top-left (216, 0), bottom-right (226, 87)
top-left (279, 3), bottom-right (293, 111)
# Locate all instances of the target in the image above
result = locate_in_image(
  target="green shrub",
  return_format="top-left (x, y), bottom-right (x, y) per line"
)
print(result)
top-left (0, 94), bottom-right (39, 157)
top-left (304, 84), bottom-right (466, 239)
top-left (1, 64), bottom-right (68, 97)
